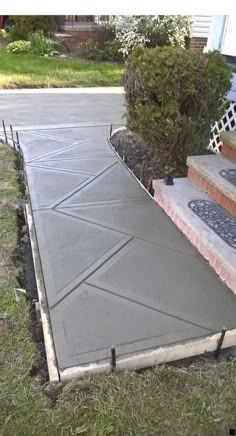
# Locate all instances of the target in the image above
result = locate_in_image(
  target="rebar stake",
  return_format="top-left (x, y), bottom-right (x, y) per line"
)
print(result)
top-left (111, 346), bottom-right (116, 373)
top-left (214, 327), bottom-right (227, 359)
top-left (2, 120), bottom-right (7, 144)
top-left (140, 159), bottom-right (147, 183)
top-left (16, 131), bottom-right (20, 151)
top-left (10, 125), bottom-right (16, 150)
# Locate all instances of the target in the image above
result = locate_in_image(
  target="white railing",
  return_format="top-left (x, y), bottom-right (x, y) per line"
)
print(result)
top-left (208, 100), bottom-right (236, 152)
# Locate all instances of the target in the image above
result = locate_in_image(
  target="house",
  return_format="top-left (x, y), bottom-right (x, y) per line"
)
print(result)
top-left (190, 15), bottom-right (212, 50)
top-left (205, 16), bottom-right (236, 58)
top-left (56, 16), bottom-right (108, 48)
top-left (57, 15), bottom-right (214, 51)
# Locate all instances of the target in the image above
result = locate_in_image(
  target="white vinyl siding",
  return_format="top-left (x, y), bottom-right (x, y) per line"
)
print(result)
top-left (191, 15), bottom-right (212, 38)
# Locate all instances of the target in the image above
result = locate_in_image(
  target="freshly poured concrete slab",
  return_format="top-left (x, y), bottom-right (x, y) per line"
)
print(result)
top-left (59, 162), bottom-right (150, 207)
top-left (25, 166), bottom-right (91, 209)
top-left (58, 201), bottom-right (197, 255)
top-left (28, 125), bottom-right (118, 143)
top-left (28, 156), bottom-right (118, 176)
top-left (33, 209), bottom-right (131, 308)
top-left (22, 124), bottom-right (236, 376)
top-left (19, 131), bottom-right (76, 162)
top-left (86, 238), bottom-right (236, 331)
top-left (35, 137), bottom-right (115, 160)
top-left (51, 283), bottom-right (208, 369)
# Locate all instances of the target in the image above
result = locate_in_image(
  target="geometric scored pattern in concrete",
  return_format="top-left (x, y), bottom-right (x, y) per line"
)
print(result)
top-left (22, 125), bottom-right (236, 372)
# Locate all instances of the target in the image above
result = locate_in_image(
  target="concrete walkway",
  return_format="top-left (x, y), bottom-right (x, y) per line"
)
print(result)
top-left (18, 123), bottom-right (236, 379)
top-left (1, 92), bottom-right (236, 380)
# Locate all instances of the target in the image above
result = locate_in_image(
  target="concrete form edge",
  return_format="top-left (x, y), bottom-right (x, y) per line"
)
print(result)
top-left (25, 203), bottom-right (60, 383)
top-left (60, 329), bottom-right (236, 382)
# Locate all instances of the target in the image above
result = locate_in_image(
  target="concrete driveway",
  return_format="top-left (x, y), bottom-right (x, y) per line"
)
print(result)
top-left (0, 88), bottom-right (124, 127)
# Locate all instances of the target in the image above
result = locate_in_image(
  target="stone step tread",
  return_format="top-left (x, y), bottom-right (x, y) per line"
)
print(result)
top-left (153, 177), bottom-right (236, 294)
top-left (187, 154), bottom-right (236, 202)
top-left (220, 131), bottom-right (236, 151)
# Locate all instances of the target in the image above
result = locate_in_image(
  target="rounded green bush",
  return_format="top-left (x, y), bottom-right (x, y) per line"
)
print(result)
top-left (6, 40), bottom-right (32, 54)
top-left (124, 46), bottom-right (232, 176)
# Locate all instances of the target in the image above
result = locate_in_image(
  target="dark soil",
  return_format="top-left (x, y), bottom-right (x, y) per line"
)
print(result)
top-left (111, 128), bottom-right (158, 196)
top-left (22, 227), bottom-right (38, 302)
top-left (19, 214), bottom-right (48, 381)
top-left (110, 128), bottom-right (215, 196)
top-left (15, 152), bottom-right (48, 382)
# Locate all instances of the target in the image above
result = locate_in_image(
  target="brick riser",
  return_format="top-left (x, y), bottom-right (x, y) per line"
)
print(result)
top-left (154, 188), bottom-right (236, 294)
top-left (187, 166), bottom-right (236, 217)
top-left (221, 143), bottom-right (236, 161)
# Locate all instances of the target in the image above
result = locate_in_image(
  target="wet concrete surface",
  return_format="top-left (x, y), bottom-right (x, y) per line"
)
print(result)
top-left (19, 124), bottom-right (236, 373)
top-left (2, 92), bottom-right (236, 374)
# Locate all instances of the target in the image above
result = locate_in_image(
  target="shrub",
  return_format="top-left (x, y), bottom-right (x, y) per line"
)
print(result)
top-left (10, 15), bottom-right (56, 40)
top-left (29, 31), bottom-right (56, 56)
top-left (6, 40), bottom-right (32, 54)
top-left (78, 40), bottom-right (123, 62)
top-left (109, 15), bottom-right (191, 56)
top-left (124, 47), bottom-right (232, 176)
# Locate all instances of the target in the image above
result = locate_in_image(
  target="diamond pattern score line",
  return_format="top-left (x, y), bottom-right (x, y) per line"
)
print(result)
top-left (219, 169), bottom-right (236, 187)
top-left (188, 199), bottom-right (236, 249)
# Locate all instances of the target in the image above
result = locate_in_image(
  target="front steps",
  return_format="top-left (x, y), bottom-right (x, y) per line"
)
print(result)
top-left (187, 154), bottom-right (236, 217)
top-left (153, 131), bottom-right (236, 294)
top-left (220, 131), bottom-right (236, 161)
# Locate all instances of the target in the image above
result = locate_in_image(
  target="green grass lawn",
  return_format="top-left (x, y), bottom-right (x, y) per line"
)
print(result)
top-left (0, 48), bottom-right (123, 88)
top-left (1, 143), bottom-right (236, 436)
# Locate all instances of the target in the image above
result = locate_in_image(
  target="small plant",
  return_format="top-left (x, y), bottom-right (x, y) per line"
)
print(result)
top-left (124, 47), bottom-right (232, 177)
top-left (29, 31), bottom-right (56, 56)
top-left (6, 40), bottom-right (32, 54)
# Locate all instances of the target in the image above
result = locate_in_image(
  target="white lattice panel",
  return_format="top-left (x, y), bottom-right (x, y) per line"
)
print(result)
top-left (208, 101), bottom-right (236, 153)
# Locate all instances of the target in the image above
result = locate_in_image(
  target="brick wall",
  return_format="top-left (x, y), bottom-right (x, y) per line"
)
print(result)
top-left (189, 37), bottom-right (208, 51)
top-left (64, 31), bottom-right (209, 51)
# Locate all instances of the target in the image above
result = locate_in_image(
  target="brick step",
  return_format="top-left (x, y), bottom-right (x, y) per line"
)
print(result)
top-left (153, 177), bottom-right (236, 294)
top-left (187, 154), bottom-right (236, 217)
top-left (220, 131), bottom-right (236, 161)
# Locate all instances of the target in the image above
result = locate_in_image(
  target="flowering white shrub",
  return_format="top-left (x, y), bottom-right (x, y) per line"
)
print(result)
top-left (109, 15), bottom-right (191, 57)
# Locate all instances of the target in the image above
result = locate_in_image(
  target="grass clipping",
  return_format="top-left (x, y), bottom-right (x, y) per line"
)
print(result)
top-left (0, 143), bottom-right (236, 435)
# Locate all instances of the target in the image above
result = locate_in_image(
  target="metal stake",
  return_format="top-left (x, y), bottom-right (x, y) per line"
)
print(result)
top-left (16, 131), bottom-right (20, 151)
top-left (214, 327), bottom-right (227, 359)
top-left (140, 159), bottom-right (147, 183)
top-left (111, 346), bottom-right (116, 373)
top-left (10, 125), bottom-right (16, 150)
top-left (2, 120), bottom-right (7, 144)
top-left (122, 144), bottom-right (127, 163)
